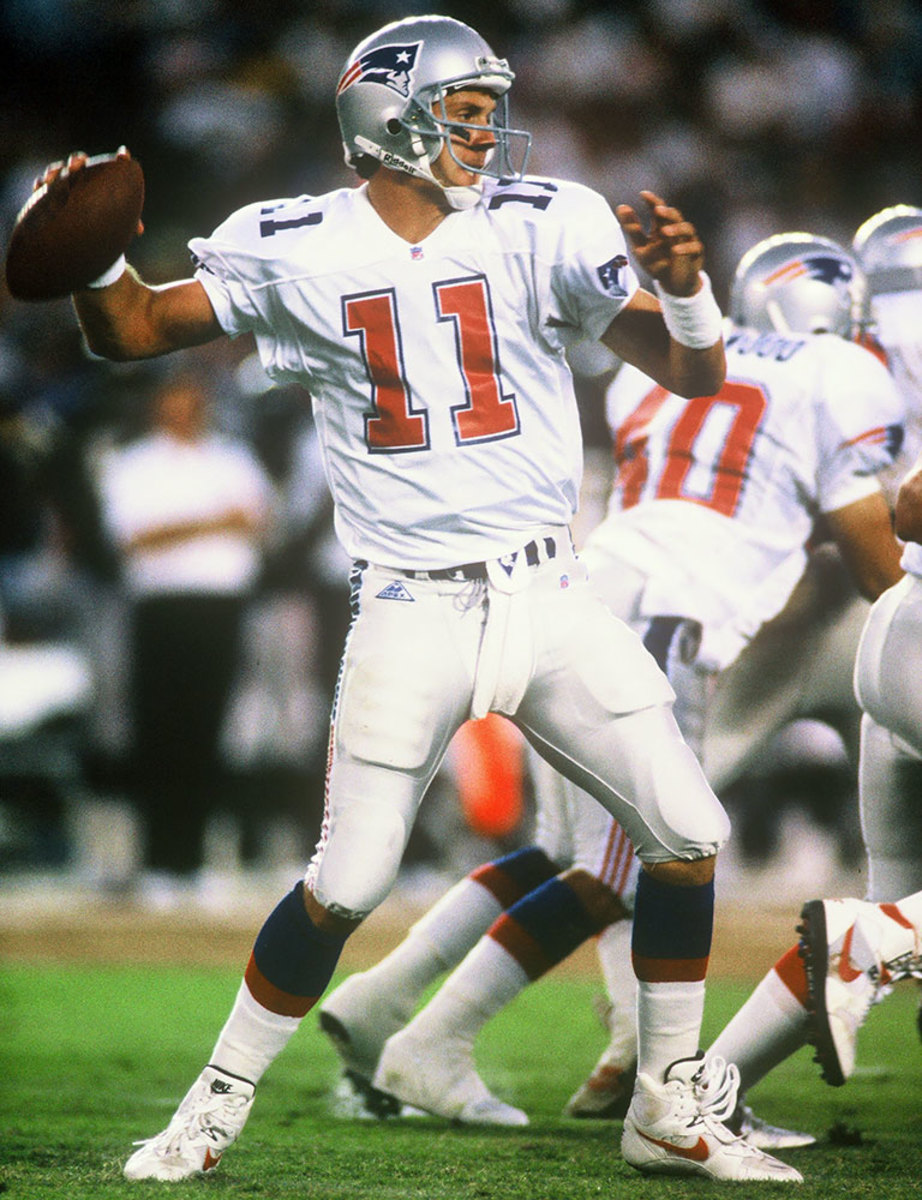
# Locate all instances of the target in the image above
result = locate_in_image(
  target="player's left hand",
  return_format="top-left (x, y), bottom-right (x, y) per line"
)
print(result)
top-left (616, 191), bottom-right (705, 298)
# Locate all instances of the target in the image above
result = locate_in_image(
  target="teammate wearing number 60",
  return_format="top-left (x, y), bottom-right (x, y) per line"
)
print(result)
top-left (29, 13), bottom-right (804, 1185)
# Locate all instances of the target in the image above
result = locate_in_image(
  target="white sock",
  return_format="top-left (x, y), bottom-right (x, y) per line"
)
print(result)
top-left (708, 967), bottom-right (809, 1093)
top-left (210, 981), bottom-right (301, 1084)
top-left (347, 877), bottom-right (504, 1018)
top-left (406, 936), bottom-right (528, 1045)
top-left (596, 919), bottom-right (638, 1060)
top-left (636, 979), bottom-right (704, 1081)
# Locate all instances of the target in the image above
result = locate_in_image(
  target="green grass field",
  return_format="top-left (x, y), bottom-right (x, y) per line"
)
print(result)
top-left (2, 962), bottom-right (921, 1198)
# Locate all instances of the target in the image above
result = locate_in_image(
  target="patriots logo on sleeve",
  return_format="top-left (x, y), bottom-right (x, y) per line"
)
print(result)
top-left (597, 255), bottom-right (629, 296)
top-left (849, 422), bottom-right (904, 474)
top-left (336, 42), bottom-right (421, 97)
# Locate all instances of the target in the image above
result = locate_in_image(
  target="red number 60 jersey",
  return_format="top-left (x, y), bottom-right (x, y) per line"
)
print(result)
top-left (595, 326), bottom-right (905, 669)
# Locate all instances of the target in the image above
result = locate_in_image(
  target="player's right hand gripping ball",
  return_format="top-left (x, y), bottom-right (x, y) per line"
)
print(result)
top-left (5, 152), bottom-right (144, 302)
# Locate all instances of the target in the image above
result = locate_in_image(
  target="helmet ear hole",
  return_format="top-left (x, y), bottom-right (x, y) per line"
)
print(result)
top-left (385, 119), bottom-right (402, 136)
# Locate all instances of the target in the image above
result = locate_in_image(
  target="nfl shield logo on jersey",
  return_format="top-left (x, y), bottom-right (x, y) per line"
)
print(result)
top-left (337, 42), bottom-right (421, 97)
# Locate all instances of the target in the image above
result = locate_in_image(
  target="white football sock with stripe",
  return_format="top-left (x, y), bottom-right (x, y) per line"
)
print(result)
top-left (347, 876), bottom-right (504, 1016)
top-left (707, 966), bottom-right (809, 1094)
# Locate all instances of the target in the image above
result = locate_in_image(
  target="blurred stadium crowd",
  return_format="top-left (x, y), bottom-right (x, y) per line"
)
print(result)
top-left (1, 0), bottom-right (919, 903)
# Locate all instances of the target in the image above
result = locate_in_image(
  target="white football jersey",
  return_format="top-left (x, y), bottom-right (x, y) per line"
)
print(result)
top-left (189, 177), bottom-right (637, 569)
top-left (592, 326), bottom-right (905, 668)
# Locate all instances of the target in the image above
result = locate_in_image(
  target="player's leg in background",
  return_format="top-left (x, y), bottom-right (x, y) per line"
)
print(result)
top-left (318, 842), bottom-right (561, 1105)
top-left (709, 575), bottom-right (922, 1112)
top-left (858, 716), bottom-right (922, 902)
top-left (372, 757), bottom-right (635, 1124)
top-left (704, 548), bottom-right (868, 794)
top-left (852, 574), bottom-right (922, 1048)
top-left (854, 574), bottom-right (922, 902)
top-left (529, 751), bottom-right (641, 1119)
top-left (700, 565), bottom-right (866, 1117)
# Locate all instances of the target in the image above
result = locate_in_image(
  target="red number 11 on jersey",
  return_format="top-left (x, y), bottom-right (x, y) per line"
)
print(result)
top-left (343, 275), bottom-right (520, 453)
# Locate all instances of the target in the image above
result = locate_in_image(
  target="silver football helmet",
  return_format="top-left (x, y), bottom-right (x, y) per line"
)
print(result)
top-left (335, 15), bottom-right (531, 210)
top-left (729, 232), bottom-right (866, 338)
top-left (852, 205), bottom-right (922, 296)
top-left (853, 206), bottom-right (922, 393)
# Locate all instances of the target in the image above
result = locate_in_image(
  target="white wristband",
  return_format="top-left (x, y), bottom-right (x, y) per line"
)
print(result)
top-left (653, 271), bottom-right (723, 349)
top-left (86, 254), bottom-right (126, 289)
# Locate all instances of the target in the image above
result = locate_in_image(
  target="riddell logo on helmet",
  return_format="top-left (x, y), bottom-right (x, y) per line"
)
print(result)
top-left (378, 149), bottom-right (416, 173)
top-left (337, 42), bottom-right (421, 97)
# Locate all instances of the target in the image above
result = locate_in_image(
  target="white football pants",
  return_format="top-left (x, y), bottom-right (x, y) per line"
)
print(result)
top-left (853, 572), bottom-right (922, 901)
top-left (306, 531), bottom-right (728, 919)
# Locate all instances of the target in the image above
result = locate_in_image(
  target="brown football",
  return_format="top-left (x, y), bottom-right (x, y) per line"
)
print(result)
top-left (5, 152), bottom-right (144, 302)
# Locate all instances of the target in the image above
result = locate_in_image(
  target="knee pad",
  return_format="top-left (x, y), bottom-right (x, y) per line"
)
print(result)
top-left (308, 800), bottom-right (410, 920)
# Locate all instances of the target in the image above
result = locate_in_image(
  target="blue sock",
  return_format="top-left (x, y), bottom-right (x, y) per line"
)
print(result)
top-left (631, 869), bottom-right (713, 982)
top-left (489, 876), bottom-right (607, 979)
top-left (244, 881), bottom-right (347, 1017)
top-left (470, 845), bottom-right (559, 908)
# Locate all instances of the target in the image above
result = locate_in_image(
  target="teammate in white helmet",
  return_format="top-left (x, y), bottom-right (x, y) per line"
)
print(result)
top-left (701, 205), bottom-right (922, 1120)
top-left (849, 205), bottom-right (922, 900)
top-left (318, 230), bottom-right (904, 1145)
top-left (701, 207), bottom-right (922, 810)
top-left (29, 13), bottom-right (801, 1185)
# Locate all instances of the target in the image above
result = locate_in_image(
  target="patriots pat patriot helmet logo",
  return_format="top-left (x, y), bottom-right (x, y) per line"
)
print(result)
top-left (763, 254), bottom-right (853, 288)
top-left (891, 227), bottom-right (922, 245)
top-left (337, 42), bottom-right (421, 98)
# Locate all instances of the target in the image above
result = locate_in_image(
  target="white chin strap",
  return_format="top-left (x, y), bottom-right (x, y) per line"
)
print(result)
top-left (441, 181), bottom-right (484, 211)
top-left (354, 134), bottom-right (485, 211)
top-left (416, 153), bottom-right (484, 211)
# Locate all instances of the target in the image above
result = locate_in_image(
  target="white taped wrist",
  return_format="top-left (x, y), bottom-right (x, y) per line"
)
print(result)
top-left (86, 254), bottom-right (126, 289)
top-left (653, 272), bottom-right (723, 349)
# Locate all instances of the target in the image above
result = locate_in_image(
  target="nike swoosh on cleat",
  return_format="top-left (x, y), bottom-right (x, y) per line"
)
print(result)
top-left (637, 1130), bottom-right (710, 1161)
top-left (837, 925), bottom-right (863, 983)
top-left (202, 1149), bottom-right (223, 1171)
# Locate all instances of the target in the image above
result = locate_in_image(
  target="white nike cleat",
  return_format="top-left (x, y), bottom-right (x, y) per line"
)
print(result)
top-left (123, 1065), bottom-right (255, 1181)
top-left (621, 1053), bottom-right (803, 1182)
top-left (373, 1027), bottom-right (529, 1126)
top-left (798, 899), bottom-right (891, 1086)
top-left (318, 971), bottom-right (411, 1081)
top-left (729, 1101), bottom-right (816, 1150)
